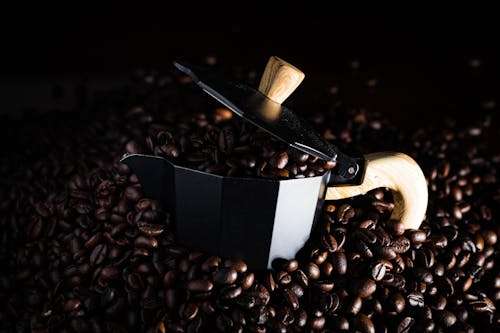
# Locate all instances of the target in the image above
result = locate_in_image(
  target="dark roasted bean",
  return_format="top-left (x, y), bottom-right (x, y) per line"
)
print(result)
top-left (352, 278), bottom-right (376, 298)
top-left (90, 243), bottom-right (107, 266)
top-left (283, 288), bottom-right (299, 310)
top-left (407, 291), bottom-right (424, 307)
top-left (371, 262), bottom-right (386, 281)
top-left (213, 268), bottom-right (238, 285)
top-left (186, 280), bottom-right (213, 292)
top-left (353, 313), bottom-right (375, 333)
top-left (396, 317), bottom-right (414, 333)
top-left (305, 262), bottom-right (321, 280)
top-left (220, 285), bottom-right (242, 300)
top-left (241, 272), bottom-right (255, 290)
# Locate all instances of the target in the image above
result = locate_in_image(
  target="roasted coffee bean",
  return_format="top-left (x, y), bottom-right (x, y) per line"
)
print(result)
top-left (437, 310), bottom-right (457, 327)
top-left (269, 152), bottom-right (289, 169)
top-left (134, 236), bottom-right (158, 249)
top-left (355, 240), bottom-right (373, 258)
top-left (371, 262), bottom-right (386, 281)
top-left (241, 272), bottom-right (255, 290)
top-left (236, 294), bottom-right (256, 310)
top-left (136, 221), bottom-right (164, 236)
top-left (63, 298), bottom-right (82, 312)
top-left (220, 285), bottom-right (242, 300)
top-left (186, 280), bottom-right (213, 292)
top-left (396, 317), bottom-right (414, 333)
top-left (352, 313), bottom-right (375, 333)
top-left (337, 204), bottom-right (355, 223)
top-left (248, 306), bottom-right (269, 325)
top-left (90, 243), bottom-right (107, 266)
top-left (387, 220), bottom-right (405, 236)
top-left (390, 236), bottom-right (410, 253)
top-left (213, 268), bottom-right (238, 285)
top-left (224, 258), bottom-right (247, 274)
top-left (311, 316), bottom-right (325, 330)
top-left (352, 278), bottom-right (376, 298)
top-left (345, 296), bottom-right (363, 315)
top-left (389, 293), bottom-right (406, 313)
top-left (408, 230), bottom-right (427, 243)
top-left (305, 262), bottom-right (321, 280)
top-left (375, 244), bottom-right (397, 260)
top-left (294, 309), bottom-right (307, 327)
top-left (283, 288), bottom-right (299, 310)
top-left (407, 291), bottom-right (424, 307)
top-left (310, 248), bottom-right (328, 265)
top-left (331, 252), bottom-right (347, 275)
top-left (321, 233), bottom-right (338, 252)
top-left (469, 297), bottom-right (496, 315)
top-left (334, 316), bottom-right (350, 331)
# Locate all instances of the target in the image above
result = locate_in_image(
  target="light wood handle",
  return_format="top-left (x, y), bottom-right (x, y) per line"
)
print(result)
top-left (325, 152), bottom-right (428, 230)
top-left (258, 56), bottom-right (305, 104)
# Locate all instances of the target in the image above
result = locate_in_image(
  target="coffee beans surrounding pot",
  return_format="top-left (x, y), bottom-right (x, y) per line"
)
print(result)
top-left (0, 60), bottom-right (499, 332)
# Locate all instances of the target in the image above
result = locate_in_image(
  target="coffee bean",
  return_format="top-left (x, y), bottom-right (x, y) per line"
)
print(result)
top-left (276, 271), bottom-right (291, 285)
top-left (134, 236), bottom-right (158, 249)
top-left (311, 316), bottom-right (325, 330)
top-left (241, 272), bottom-right (255, 290)
top-left (180, 303), bottom-right (198, 321)
top-left (408, 230), bottom-right (427, 243)
top-left (371, 262), bottom-right (386, 281)
top-left (100, 266), bottom-right (121, 280)
top-left (288, 283), bottom-right (303, 298)
top-left (352, 313), bottom-right (375, 333)
top-left (390, 236), bottom-right (410, 253)
top-left (407, 291), bottom-right (424, 307)
top-left (269, 152), bottom-right (289, 169)
top-left (387, 220), bottom-right (405, 236)
top-left (90, 244), bottom-right (107, 266)
top-left (236, 294), bottom-right (255, 310)
top-left (313, 279), bottom-right (334, 292)
top-left (27, 216), bottom-right (43, 240)
top-left (305, 262), bottom-right (320, 280)
top-left (295, 269), bottom-right (309, 287)
top-left (352, 278), bottom-right (376, 298)
top-left (346, 296), bottom-right (362, 315)
top-left (224, 258), bottom-right (247, 274)
top-left (375, 244), bottom-right (397, 260)
top-left (249, 306), bottom-right (268, 325)
top-left (220, 285), bottom-right (242, 300)
top-left (331, 252), bottom-right (347, 275)
top-left (136, 221), bottom-right (164, 237)
top-left (396, 317), bottom-right (414, 333)
top-left (186, 280), bottom-right (213, 292)
top-left (438, 310), bottom-right (457, 327)
top-left (213, 268), bottom-right (238, 285)
top-left (283, 288), bottom-right (299, 310)
top-left (337, 204), bottom-right (355, 223)
top-left (321, 233), bottom-right (338, 252)
top-left (63, 298), bottom-right (81, 312)
top-left (331, 316), bottom-right (348, 331)
top-left (469, 297), bottom-right (495, 315)
top-left (389, 293), bottom-right (406, 313)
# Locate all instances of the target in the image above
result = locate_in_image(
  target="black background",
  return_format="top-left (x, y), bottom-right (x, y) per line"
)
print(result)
top-left (1, 8), bottom-right (499, 129)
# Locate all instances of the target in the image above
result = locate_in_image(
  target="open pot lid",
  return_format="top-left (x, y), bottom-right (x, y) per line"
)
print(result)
top-left (173, 61), bottom-right (361, 183)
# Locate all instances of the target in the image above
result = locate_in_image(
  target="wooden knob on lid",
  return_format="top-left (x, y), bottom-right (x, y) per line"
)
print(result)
top-left (258, 56), bottom-right (305, 104)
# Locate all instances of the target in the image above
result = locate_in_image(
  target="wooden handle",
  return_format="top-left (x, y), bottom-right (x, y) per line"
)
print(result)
top-left (258, 56), bottom-right (305, 104)
top-left (325, 152), bottom-right (428, 230)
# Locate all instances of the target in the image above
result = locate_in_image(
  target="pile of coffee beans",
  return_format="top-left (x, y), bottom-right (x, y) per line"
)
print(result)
top-left (123, 99), bottom-right (336, 179)
top-left (0, 61), bottom-right (498, 332)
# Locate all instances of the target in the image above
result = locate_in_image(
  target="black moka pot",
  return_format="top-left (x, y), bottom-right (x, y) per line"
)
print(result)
top-left (121, 57), bottom-right (428, 269)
